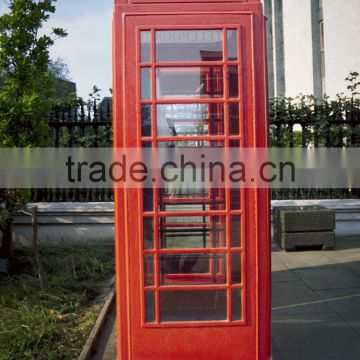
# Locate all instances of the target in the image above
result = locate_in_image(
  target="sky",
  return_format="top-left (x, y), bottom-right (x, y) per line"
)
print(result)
top-left (0, 0), bottom-right (113, 99)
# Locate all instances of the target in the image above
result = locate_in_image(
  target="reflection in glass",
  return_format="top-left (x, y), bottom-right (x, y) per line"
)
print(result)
top-left (145, 291), bottom-right (156, 323)
top-left (228, 66), bottom-right (239, 98)
top-left (142, 142), bottom-right (152, 148)
top-left (158, 188), bottom-right (225, 212)
top-left (160, 290), bottom-right (226, 322)
top-left (144, 254), bottom-right (154, 286)
top-left (141, 68), bottom-right (151, 100)
top-left (231, 252), bottom-right (241, 284)
top-left (230, 215), bottom-right (241, 247)
top-left (157, 140), bottom-right (225, 148)
top-left (231, 288), bottom-right (242, 320)
top-left (158, 215), bottom-right (226, 249)
top-left (140, 31), bottom-right (151, 63)
top-left (157, 103), bottom-right (224, 137)
top-left (160, 253), bottom-right (226, 285)
top-left (141, 105), bottom-right (152, 137)
top-left (229, 140), bottom-right (240, 148)
top-left (156, 67), bottom-right (223, 99)
top-left (230, 188), bottom-right (241, 210)
top-left (143, 217), bottom-right (154, 249)
top-left (156, 30), bottom-right (223, 62)
top-left (229, 103), bottom-right (240, 135)
top-left (143, 188), bottom-right (153, 211)
top-left (227, 30), bottom-right (238, 61)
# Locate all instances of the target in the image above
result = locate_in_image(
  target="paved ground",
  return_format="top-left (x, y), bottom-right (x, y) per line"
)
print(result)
top-left (91, 234), bottom-right (360, 360)
top-left (92, 303), bottom-right (117, 360)
top-left (272, 235), bottom-right (360, 360)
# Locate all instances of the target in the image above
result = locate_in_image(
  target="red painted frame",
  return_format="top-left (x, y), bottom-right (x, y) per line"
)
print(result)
top-left (113, 1), bottom-right (270, 359)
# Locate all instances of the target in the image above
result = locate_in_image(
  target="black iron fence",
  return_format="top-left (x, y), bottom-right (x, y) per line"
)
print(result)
top-left (32, 101), bottom-right (114, 202)
top-left (48, 101), bottom-right (113, 148)
top-left (31, 97), bottom-right (360, 202)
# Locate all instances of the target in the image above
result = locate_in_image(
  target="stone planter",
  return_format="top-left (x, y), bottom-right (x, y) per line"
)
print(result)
top-left (273, 205), bottom-right (335, 251)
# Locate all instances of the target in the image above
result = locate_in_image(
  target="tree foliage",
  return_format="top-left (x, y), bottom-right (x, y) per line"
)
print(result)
top-left (0, 0), bottom-right (66, 261)
top-left (269, 72), bottom-right (360, 147)
top-left (49, 56), bottom-right (71, 81)
top-left (0, 0), bottom-right (67, 147)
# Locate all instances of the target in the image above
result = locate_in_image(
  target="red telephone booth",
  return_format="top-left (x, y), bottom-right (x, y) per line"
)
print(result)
top-left (113, 0), bottom-right (270, 359)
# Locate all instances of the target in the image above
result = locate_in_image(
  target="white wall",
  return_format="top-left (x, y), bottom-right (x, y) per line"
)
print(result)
top-left (282, 0), bottom-right (314, 97)
top-left (264, 0), bottom-right (360, 98)
top-left (322, 0), bottom-right (360, 97)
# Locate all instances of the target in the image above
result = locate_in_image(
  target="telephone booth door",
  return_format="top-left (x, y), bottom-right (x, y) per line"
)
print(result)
top-left (113, 1), bottom-right (270, 359)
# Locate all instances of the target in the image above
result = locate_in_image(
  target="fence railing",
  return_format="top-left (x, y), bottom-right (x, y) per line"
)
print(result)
top-left (32, 101), bottom-right (114, 202)
top-left (48, 101), bottom-right (113, 148)
top-left (31, 98), bottom-right (360, 202)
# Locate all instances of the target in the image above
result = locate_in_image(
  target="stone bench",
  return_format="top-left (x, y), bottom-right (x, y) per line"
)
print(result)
top-left (273, 205), bottom-right (336, 251)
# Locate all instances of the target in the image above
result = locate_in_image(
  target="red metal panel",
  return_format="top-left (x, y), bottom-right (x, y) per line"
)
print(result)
top-left (116, 0), bottom-right (259, 4)
top-left (113, 2), bottom-right (270, 359)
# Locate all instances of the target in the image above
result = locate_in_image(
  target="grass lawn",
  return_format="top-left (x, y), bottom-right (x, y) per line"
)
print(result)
top-left (0, 245), bottom-right (114, 360)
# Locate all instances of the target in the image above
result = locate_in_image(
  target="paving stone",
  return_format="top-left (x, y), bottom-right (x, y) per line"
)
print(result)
top-left (333, 238), bottom-right (360, 252)
top-left (315, 288), bottom-right (360, 336)
top-left (272, 280), bottom-right (333, 316)
top-left (344, 262), bottom-right (360, 276)
top-left (294, 267), bottom-right (360, 290)
top-left (272, 312), bottom-right (360, 360)
top-left (272, 269), bottom-right (299, 283)
top-left (325, 251), bottom-right (360, 265)
top-left (275, 251), bottom-right (336, 269)
top-left (271, 350), bottom-right (284, 360)
top-left (271, 258), bottom-right (287, 271)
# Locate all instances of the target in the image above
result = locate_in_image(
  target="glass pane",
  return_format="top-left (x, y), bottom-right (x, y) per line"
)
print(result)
top-left (158, 188), bottom-right (225, 212)
top-left (160, 253), bottom-right (226, 285)
top-left (145, 291), bottom-right (156, 323)
top-left (144, 254), bottom-right (154, 286)
top-left (228, 66), bottom-right (239, 98)
top-left (229, 103), bottom-right (239, 135)
top-left (230, 188), bottom-right (241, 210)
top-left (157, 103), bottom-right (224, 137)
top-left (141, 105), bottom-right (152, 137)
top-left (230, 215), bottom-right (241, 247)
top-left (160, 290), bottom-right (226, 322)
top-left (231, 252), bottom-right (241, 284)
top-left (159, 216), bottom-right (226, 249)
top-left (227, 30), bottom-right (238, 61)
top-left (231, 288), bottom-right (242, 320)
top-left (144, 217), bottom-right (154, 249)
top-left (156, 67), bottom-right (223, 99)
top-left (142, 141), bottom-right (152, 148)
top-left (140, 31), bottom-right (151, 63)
top-left (156, 30), bottom-right (223, 62)
top-left (141, 68), bottom-right (151, 100)
top-left (229, 140), bottom-right (240, 148)
top-left (143, 188), bottom-right (153, 211)
top-left (157, 140), bottom-right (225, 148)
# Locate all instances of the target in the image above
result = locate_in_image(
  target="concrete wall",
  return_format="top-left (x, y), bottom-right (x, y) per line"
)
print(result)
top-left (4, 200), bottom-right (360, 248)
top-left (11, 203), bottom-right (114, 247)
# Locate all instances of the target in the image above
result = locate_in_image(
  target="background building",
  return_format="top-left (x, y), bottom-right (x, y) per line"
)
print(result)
top-left (263, 0), bottom-right (360, 98)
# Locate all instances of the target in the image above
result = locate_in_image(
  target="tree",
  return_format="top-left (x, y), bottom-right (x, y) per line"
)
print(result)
top-left (49, 57), bottom-right (76, 104)
top-left (0, 0), bottom-right (67, 266)
top-left (49, 56), bottom-right (71, 81)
